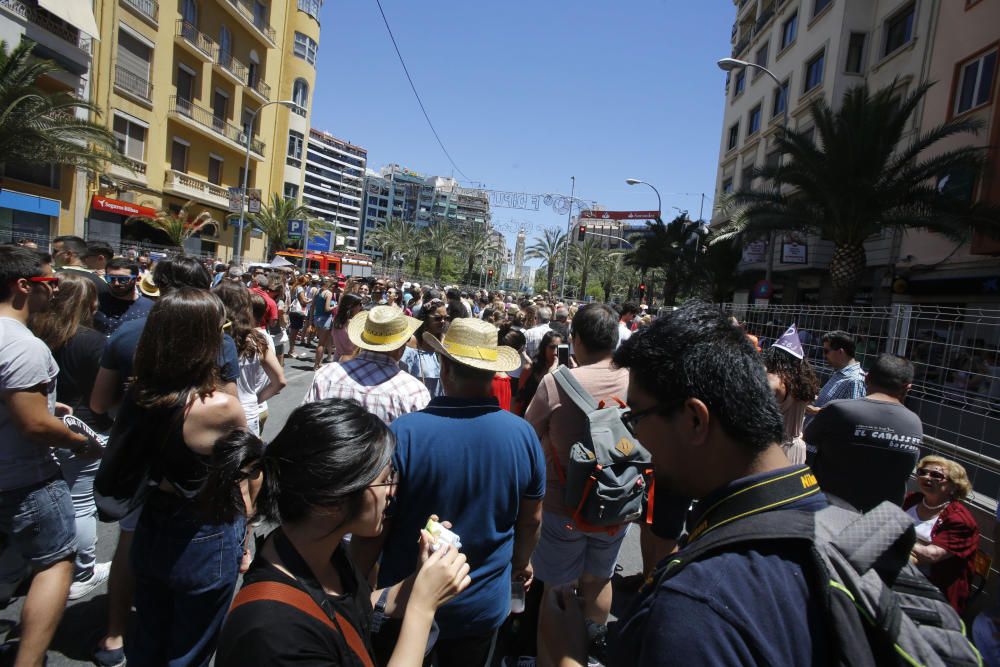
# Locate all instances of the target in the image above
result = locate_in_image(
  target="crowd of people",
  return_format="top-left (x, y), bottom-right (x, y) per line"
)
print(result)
top-left (0, 236), bottom-right (996, 667)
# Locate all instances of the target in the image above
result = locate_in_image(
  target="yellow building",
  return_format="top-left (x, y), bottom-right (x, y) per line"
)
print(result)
top-left (81, 0), bottom-right (322, 261)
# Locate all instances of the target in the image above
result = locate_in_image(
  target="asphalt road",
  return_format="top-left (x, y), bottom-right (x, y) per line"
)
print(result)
top-left (0, 355), bottom-right (643, 665)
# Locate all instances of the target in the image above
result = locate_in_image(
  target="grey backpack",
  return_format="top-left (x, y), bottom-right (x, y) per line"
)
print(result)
top-left (655, 501), bottom-right (982, 667)
top-left (551, 367), bottom-right (654, 533)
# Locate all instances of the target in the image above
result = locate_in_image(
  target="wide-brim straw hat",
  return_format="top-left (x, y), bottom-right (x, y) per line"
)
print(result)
top-left (423, 318), bottom-right (519, 373)
top-left (138, 272), bottom-right (159, 298)
top-left (347, 305), bottom-right (422, 352)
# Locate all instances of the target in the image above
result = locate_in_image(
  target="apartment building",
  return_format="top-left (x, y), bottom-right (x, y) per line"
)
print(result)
top-left (0, 1), bottom-right (98, 245)
top-left (712, 0), bottom-right (943, 304)
top-left (301, 128), bottom-right (366, 251)
top-left (80, 0), bottom-right (322, 260)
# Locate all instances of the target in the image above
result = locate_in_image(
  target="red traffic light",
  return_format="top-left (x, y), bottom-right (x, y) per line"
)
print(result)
top-left (639, 283), bottom-right (646, 291)
top-left (488, 269), bottom-right (494, 277)
top-left (577, 225), bottom-right (587, 241)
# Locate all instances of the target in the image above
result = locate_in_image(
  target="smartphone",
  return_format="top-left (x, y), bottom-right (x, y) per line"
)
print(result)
top-left (557, 343), bottom-right (570, 366)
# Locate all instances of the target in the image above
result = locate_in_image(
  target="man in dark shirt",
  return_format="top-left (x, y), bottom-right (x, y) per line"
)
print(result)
top-left (539, 302), bottom-right (829, 667)
top-left (95, 258), bottom-right (154, 336)
top-left (806, 353), bottom-right (922, 512)
top-left (52, 235), bottom-right (110, 299)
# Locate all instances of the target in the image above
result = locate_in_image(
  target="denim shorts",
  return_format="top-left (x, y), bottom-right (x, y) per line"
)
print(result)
top-left (0, 477), bottom-right (76, 578)
top-left (531, 511), bottom-right (630, 586)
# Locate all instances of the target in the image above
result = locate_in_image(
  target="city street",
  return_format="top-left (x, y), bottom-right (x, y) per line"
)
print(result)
top-left (0, 357), bottom-right (642, 666)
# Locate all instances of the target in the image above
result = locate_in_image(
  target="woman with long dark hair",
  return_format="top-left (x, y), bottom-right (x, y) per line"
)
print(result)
top-left (330, 292), bottom-right (363, 361)
top-left (312, 277), bottom-right (337, 370)
top-left (215, 399), bottom-right (471, 666)
top-left (118, 288), bottom-right (255, 666)
top-left (763, 335), bottom-right (820, 465)
top-left (515, 330), bottom-right (563, 415)
top-left (29, 271), bottom-right (112, 599)
top-left (400, 298), bottom-right (450, 397)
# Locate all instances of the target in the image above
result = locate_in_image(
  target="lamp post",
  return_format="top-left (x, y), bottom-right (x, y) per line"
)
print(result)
top-left (234, 99), bottom-right (301, 266)
top-left (717, 57), bottom-right (788, 285)
top-left (625, 178), bottom-right (662, 219)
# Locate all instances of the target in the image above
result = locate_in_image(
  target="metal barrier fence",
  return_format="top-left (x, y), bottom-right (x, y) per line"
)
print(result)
top-left (720, 303), bottom-right (1000, 505)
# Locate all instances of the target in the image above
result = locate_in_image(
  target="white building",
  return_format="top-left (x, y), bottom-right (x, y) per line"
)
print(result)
top-left (302, 129), bottom-right (366, 251)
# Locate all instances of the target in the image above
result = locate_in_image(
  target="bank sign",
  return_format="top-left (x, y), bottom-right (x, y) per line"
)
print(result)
top-left (91, 196), bottom-right (156, 219)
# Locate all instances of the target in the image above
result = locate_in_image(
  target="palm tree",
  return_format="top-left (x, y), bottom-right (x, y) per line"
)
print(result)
top-left (126, 201), bottom-right (216, 253)
top-left (367, 218), bottom-right (418, 272)
top-left (458, 220), bottom-right (500, 286)
top-left (526, 228), bottom-right (566, 293)
top-left (572, 239), bottom-right (608, 299)
top-left (0, 40), bottom-right (126, 174)
top-left (717, 81), bottom-right (1000, 304)
top-left (422, 220), bottom-right (456, 280)
top-left (244, 193), bottom-right (327, 256)
top-left (626, 215), bottom-right (702, 306)
top-left (594, 252), bottom-right (627, 303)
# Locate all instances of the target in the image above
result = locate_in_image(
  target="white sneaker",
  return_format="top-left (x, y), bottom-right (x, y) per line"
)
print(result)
top-left (68, 561), bottom-right (111, 601)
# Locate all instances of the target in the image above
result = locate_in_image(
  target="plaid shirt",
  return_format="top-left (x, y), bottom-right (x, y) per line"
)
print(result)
top-left (815, 361), bottom-right (867, 408)
top-left (303, 350), bottom-right (430, 424)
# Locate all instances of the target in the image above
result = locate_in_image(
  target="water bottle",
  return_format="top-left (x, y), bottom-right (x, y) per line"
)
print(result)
top-left (510, 578), bottom-right (526, 614)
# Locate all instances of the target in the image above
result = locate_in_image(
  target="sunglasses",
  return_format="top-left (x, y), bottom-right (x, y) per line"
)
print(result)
top-left (430, 315), bottom-right (451, 322)
top-left (28, 276), bottom-right (59, 287)
top-left (916, 467), bottom-right (947, 482)
top-left (106, 275), bottom-right (137, 284)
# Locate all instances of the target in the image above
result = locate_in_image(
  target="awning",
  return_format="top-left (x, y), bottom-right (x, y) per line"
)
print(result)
top-left (37, 0), bottom-right (101, 40)
top-left (0, 190), bottom-right (60, 217)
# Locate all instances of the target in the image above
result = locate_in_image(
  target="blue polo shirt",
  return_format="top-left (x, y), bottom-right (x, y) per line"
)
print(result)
top-left (378, 396), bottom-right (545, 639)
top-left (612, 467), bottom-right (830, 666)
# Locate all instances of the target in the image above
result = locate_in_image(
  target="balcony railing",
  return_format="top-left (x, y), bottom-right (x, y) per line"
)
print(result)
top-left (0, 0), bottom-right (89, 51)
top-left (216, 51), bottom-right (248, 85)
top-left (224, 0), bottom-right (276, 43)
top-left (175, 19), bottom-right (216, 59)
top-left (120, 0), bottom-right (157, 24)
top-left (169, 95), bottom-right (265, 155)
top-left (247, 76), bottom-right (270, 100)
top-left (114, 65), bottom-right (152, 101)
top-left (164, 169), bottom-right (229, 206)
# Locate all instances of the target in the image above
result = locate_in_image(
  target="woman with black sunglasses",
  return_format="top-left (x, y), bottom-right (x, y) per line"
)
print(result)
top-left (215, 399), bottom-right (470, 666)
top-left (400, 299), bottom-right (450, 397)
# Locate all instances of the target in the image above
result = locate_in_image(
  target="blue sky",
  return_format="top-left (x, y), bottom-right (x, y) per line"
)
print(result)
top-left (310, 1), bottom-right (734, 249)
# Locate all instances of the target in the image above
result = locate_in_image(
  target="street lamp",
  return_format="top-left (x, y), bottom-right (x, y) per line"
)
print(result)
top-left (234, 99), bottom-right (302, 266)
top-left (624, 178), bottom-right (662, 219)
top-left (716, 57), bottom-right (788, 284)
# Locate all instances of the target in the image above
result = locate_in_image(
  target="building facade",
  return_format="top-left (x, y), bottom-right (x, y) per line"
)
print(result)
top-left (711, 0), bottom-right (999, 304)
top-left (5, 0), bottom-right (325, 261)
top-left (301, 128), bottom-right (365, 251)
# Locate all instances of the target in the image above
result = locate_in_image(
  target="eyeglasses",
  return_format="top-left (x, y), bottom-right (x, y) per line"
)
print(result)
top-left (430, 315), bottom-right (451, 323)
top-left (28, 276), bottom-right (59, 287)
top-left (622, 404), bottom-right (665, 435)
top-left (916, 467), bottom-right (947, 482)
top-left (105, 275), bottom-right (137, 284)
top-left (369, 465), bottom-right (397, 489)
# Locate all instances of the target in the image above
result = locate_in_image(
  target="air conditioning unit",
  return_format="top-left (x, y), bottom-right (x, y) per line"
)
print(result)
top-left (119, 191), bottom-right (136, 203)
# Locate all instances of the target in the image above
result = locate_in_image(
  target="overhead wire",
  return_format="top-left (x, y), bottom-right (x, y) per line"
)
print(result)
top-left (372, 0), bottom-right (471, 181)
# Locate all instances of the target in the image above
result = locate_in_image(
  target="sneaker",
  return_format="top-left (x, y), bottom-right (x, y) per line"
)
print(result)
top-left (68, 561), bottom-right (111, 601)
top-left (93, 645), bottom-right (126, 667)
top-left (585, 620), bottom-right (608, 667)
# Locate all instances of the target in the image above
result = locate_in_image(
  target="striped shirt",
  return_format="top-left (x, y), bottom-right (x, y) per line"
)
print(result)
top-left (303, 350), bottom-right (430, 424)
top-left (815, 361), bottom-right (867, 408)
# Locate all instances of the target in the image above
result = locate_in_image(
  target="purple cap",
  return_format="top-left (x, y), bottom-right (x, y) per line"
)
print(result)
top-left (772, 324), bottom-right (804, 359)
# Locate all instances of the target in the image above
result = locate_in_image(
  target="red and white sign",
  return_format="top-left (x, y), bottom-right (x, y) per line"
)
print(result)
top-left (579, 210), bottom-right (660, 221)
top-left (91, 195), bottom-right (156, 218)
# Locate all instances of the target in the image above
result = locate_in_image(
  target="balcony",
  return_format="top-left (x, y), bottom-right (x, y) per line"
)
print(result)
top-left (175, 20), bottom-right (215, 61)
top-left (120, 0), bottom-right (157, 26)
top-left (245, 75), bottom-right (270, 101)
top-left (221, 0), bottom-right (277, 46)
top-left (215, 50), bottom-right (248, 86)
top-left (0, 0), bottom-right (91, 75)
top-left (168, 96), bottom-right (265, 158)
top-left (114, 65), bottom-right (152, 103)
top-left (108, 157), bottom-right (148, 186)
top-left (163, 169), bottom-right (231, 209)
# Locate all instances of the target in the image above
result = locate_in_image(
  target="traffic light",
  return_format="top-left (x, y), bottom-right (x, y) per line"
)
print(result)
top-left (638, 283), bottom-right (646, 299)
top-left (488, 269), bottom-right (494, 278)
top-left (577, 225), bottom-right (587, 241)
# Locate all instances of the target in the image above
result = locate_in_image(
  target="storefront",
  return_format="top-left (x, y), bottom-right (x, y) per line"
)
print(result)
top-left (86, 195), bottom-right (160, 249)
top-left (0, 189), bottom-right (60, 246)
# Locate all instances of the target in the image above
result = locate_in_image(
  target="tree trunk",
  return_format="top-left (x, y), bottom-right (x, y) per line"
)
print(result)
top-left (546, 263), bottom-right (556, 292)
top-left (579, 267), bottom-right (589, 299)
top-left (465, 256), bottom-right (475, 286)
top-left (603, 282), bottom-right (612, 303)
top-left (414, 254), bottom-right (422, 275)
top-left (662, 274), bottom-right (679, 306)
top-left (829, 243), bottom-right (866, 305)
top-left (434, 254), bottom-right (443, 280)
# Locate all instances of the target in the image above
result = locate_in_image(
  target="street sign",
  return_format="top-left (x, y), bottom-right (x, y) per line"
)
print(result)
top-left (90, 195), bottom-right (156, 218)
top-left (247, 189), bottom-right (262, 214)
top-left (579, 210), bottom-right (659, 221)
top-left (228, 187), bottom-right (242, 213)
top-left (287, 219), bottom-right (305, 240)
top-left (307, 231), bottom-right (331, 252)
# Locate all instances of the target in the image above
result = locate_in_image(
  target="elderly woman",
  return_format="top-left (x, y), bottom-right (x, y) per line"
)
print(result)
top-left (902, 455), bottom-right (980, 614)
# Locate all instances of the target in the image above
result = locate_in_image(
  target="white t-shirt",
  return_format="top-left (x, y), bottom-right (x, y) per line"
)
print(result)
top-left (906, 503), bottom-right (939, 544)
top-left (617, 321), bottom-right (633, 348)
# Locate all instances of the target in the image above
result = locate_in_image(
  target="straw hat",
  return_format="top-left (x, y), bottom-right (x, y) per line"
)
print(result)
top-left (138, 272), bottom-right (159, 298)
top-left (347, 306), bottom-right (421, 352)
top-left (423, 318), bottom-right (519, 373)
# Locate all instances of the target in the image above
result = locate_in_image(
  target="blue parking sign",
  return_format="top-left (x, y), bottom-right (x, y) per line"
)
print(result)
top-left (288, 219), bottom-right (304, 239)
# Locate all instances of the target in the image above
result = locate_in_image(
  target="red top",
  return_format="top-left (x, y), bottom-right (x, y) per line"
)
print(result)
top-left (490, 373), bottom-right (512, 412)
top-left (249, 286), bottom-right (278, 328)
top-left (902, 492), bottom-right (980, 613)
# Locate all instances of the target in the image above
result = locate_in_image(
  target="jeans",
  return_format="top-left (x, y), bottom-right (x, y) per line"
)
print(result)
top-left (127, 489), bottom-right (245, 667)
top-left (0, 478), bottom-right (76, 603)
top-left (55, 450), bottom-right (101, 583)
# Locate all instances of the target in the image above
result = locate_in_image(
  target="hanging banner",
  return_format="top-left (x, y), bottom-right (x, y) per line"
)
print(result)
top-left (781, 239), bottom-right (808, 264)
top-left (228, 187), bottom-right (242, 213)
top-left (742, 240), bottom-right (767, 263)
top-left (247, 189), bottom-right (262, 214)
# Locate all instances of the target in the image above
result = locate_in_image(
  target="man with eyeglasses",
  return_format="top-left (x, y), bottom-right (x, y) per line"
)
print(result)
top-left (806, 330), bottom-right (866, 423)
top-left (51, 235), bottom-right (110, 300)
top-left (94, 258), bottom-right (154, 336)
top-left (805, 353), bottom-right (922, 512)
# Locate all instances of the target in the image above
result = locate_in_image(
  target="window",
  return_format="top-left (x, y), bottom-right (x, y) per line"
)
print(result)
top-left (755, 41), bottom-right (769, 69)
top-left (882, 3), bottom-right (915, 57)
top-left (207, 155), bottom-right (223, 185)
top-left (766, 149), bottom-right (781, 171)
top-left (219, 25), bottom-right (232, 62)
top-left (741, 164), bottom-right (755, 189)
top-left (733, 69), bottom-right (746, 97)
top-left (780, 12), bottom-right (797, 50)
top-left (292, 78), bottom-right (309, 115)
top-left (182, 0), bottom-right (197, 24)
top-left (113, 114), bottom-right (146, 161)
top-left (722, 178), bottom-right (734, 194)
top-left (845, 32), bottom-right (866, 73)
top-left (954, 49), bottom-right (997, 115)
top-left (293, 32), bottom-right (318, 65)
top-left (298, 0), bottom-right (321, 19)
top-left (170, 139), bottom-right (188, 172)
top-left (239, 166), bottom-right (253, 188)
top-left (804, 50), bottom-right (825, 92)
top-left (176, 66), bottom-right (195, 103)
top-left (4, 163), bottom-right (59, 188)
top-left (727, 123), bottom-right (740, 150)
top-left (287, 130), bottom-right (304, 166)
top-left (813, 0), bottom-right (831, 18)
top-left (772, 80), bottom-right (789, 117)
top-left (748, 105), bottom-right (762, 135)
top-left (116, 29), bottom-right (152, 98)
top-left (284, 182), bottom-right (299, 201)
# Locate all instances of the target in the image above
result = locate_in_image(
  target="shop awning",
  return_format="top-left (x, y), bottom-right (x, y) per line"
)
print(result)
top-left (37, 0), bottom-right (101, 40)
top-left (0, 190), bottom-right (60, 217)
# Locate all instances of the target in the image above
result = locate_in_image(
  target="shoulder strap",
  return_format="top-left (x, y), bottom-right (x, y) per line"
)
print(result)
top-left (231, 581), bottom-right (374, 667)
top-left (553, 366), bottom-right (599, 414)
